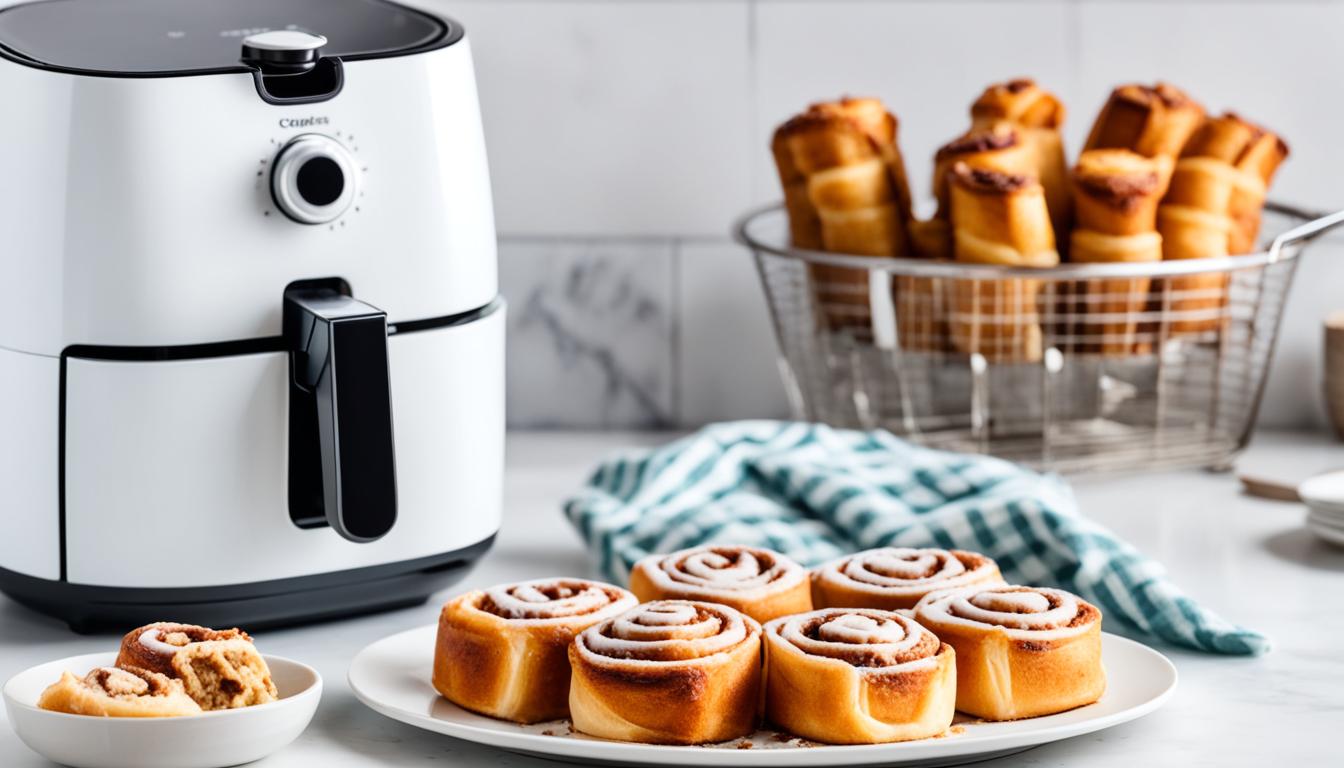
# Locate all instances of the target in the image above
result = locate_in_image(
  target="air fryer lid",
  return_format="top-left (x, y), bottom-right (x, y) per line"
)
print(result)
top-left (0, 0), bottom-right (451, 76)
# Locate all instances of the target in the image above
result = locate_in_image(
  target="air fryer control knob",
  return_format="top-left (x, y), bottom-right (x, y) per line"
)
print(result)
top-left (270, 134), bottom-right (357, 225)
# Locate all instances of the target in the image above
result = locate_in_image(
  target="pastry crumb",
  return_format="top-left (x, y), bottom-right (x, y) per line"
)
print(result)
top-left (540, 730), bottom-right (555, 737)
top-left (735, 740), bottom-right (754, 750)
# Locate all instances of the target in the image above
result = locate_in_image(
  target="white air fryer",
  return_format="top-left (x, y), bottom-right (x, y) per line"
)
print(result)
top-left (0, 0), bottom-right (503, 631)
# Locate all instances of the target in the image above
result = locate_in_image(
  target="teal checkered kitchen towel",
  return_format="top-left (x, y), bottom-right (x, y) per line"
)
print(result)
top-left (564, 421), bottom-right (1268, 656)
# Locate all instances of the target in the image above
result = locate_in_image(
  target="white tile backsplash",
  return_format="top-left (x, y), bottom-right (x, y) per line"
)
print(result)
top-left (676, 240), bottom-right (791, 424)
top-left (435, 0), bottom-right (754, 237)
top-left (500, 239), bottom-right (676, 428)
top-left (416, 0), bottom-right (1342, 432)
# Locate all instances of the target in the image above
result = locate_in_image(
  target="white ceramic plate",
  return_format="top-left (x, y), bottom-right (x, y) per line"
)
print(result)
top-left (4, 652), bottom-right (322, 768)
top-left (1299, 470), bottom-right (1344, 511)
top-left (349, 625), bottom-right (1177, 767)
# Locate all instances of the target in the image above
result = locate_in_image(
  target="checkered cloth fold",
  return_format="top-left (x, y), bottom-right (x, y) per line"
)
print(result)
top-left (563, 421), bottom-right (1269, 655)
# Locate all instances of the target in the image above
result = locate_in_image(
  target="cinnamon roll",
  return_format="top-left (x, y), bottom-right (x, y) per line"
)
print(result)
top-left (1067, 149), bottom-right (1166, 355)
top-left (433, 578), bottom-right (637, 723)
top-left (38, 666), bottom-right (202, 718)
top-left (948, 163), bottom-right (1059, 362)
top-left (811, 548), bottom-right (1003, 610)
top-left (1083, 82), bottom-right (1205, 192)
top-left (569, 600), bottom-right (762, 744)
top-left (971, 78), bottom-right (1071, 247)
top-left (1178, 112), bottom-right (1289, 254)
top-left (629, 545), bottom-right (811, 623)
top-left (115, 622), bottom-right (277, 711)
top-left (763, 608), bottom-right (955, 743)
top-left (914, 585), bottom-right (1105, 720)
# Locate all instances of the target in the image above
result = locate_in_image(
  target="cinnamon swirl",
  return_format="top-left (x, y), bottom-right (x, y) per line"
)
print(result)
top-left (811, 548), bottom-right (1003, 610)
top-left (38, 666), bottom-right (202, 718)
top-left (568, 600), bottom-right (763, 744)
top-left (763, 608), bottom-right (955, 743)
top-left (629, 545), bottom-right (812, 623)
top-left (914, 585), bottom-right (1105, 720)
top-left (432, 578), bottom-right (636, 723)
top-left (115, 622), bottom-right (277, 711)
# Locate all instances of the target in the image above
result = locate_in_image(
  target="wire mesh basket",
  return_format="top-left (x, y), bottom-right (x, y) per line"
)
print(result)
top-left (736, 202), bottom-right (1344, 473)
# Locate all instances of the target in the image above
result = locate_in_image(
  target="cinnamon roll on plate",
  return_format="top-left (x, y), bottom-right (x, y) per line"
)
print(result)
top-left (116, 622), bottom-right (278, 711)
top-left (915, 585), bottom-right (1105, 720)
top-left (763, 608), bottom-right (956, 744)
top-left (569, 600), bottom-right (762, 744)
top-left (629, 544), bottom-right (812, 623)
top-left (811, 547), bottom-right (1003, 610)
top-left (433, 578), bottom-right (636, 723)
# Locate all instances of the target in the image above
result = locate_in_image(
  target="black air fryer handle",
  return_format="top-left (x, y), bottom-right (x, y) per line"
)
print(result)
top-left (284, 288), bottom-right (397, 543)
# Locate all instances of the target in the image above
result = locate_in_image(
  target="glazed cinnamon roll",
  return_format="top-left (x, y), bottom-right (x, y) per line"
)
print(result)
top-left (433, 578), bottom-right (637, 723)
top-left (971, 78), bottom-right (1071, 247)
top-left (948, 163), bottom-right (1060, 362)
top-left (1068, 149), bottom-right (1166, 355)
top-left (629, 545), bottom-right (811, 623)
top-left (38, 666), bottom-right (202, 718)
top-left (914, 585), bottom-right (1105, 720)
top-left (115, 622), bottom-right (277, 711)
top-left (763, 608), bottom-right (955, 743)
top-left (811, 548), bottom-right (1003, 610)
top-left (568, 600), bottom-right (762, 744)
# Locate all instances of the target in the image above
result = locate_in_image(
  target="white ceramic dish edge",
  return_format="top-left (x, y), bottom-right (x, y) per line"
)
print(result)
top-left (3, 652), bottom-right (322, 768)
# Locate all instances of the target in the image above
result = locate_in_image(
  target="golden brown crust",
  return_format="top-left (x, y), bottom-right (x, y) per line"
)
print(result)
top-left (970, 77), bottom-right (1065, 129)
top-left (115, 622), bottom-right (250, 678)
top-left (569, 601), bottom-right (762, 744)
top-left (763, 609), bottom-right (956, 744)
top-left (1083, 82), bottom-right (1205, 191)
top-left (37, 666), bottom-right (203, 718)
top-left (931, 126), bottom-right (1034, 216)
top-left (432, 579), bottom-right (637, 723)
top-left (629, 545), bottom-right (812, 624)
top-left (1177, 112), bottom-right (1289, 254)
top-left (914, 586), bottom-right (1105, 720)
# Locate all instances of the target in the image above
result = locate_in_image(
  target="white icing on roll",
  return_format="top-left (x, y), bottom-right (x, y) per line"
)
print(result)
top-left (482, 578), bottom-right (636, 623)
top-left (915, 585), bottom-right (1099, 642)
top-left (576, 600), bottom-right (756, 665)
top-left (766, 608), bottom-right (941, 671)
top-left (637, 545), bottom-right (806, 599)
top-left (815, 547), bottom-right (999, 600)
top-left (138, 628), bottom-right (186, 658)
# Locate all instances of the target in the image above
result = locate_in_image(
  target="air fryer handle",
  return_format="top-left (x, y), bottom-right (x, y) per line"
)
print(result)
top-left (284, 288), bottom-right (397, 543)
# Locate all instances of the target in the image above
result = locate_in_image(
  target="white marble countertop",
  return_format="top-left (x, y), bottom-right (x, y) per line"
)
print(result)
top-left (3, 429), bottom-right (1342, 766)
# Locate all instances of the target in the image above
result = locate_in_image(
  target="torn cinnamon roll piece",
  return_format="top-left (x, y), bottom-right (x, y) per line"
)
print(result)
top-left (569, 600), bottom-right (763, 744)
top-left (763, 608), bottom-right (956, 744)
top-left (948, 163), bottom-right (1059, 362)
top-left (115, 622), bottom-right (277, 711)
top-left (37, 666), bottom-right (202, 718)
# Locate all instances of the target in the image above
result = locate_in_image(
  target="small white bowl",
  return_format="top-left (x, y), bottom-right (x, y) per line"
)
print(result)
top-left (3, 652), bottom-right (321, 768)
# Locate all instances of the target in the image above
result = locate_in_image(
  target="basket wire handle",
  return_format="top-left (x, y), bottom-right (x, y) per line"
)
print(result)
top-left (1266, 205), bottom-right (1344, 262)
